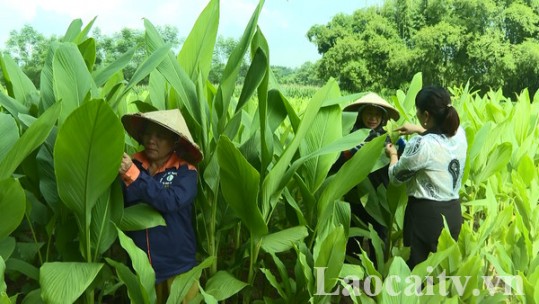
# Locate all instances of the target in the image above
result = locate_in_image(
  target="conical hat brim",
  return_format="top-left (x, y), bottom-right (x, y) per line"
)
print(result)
top-left (121, 109), bottom-right (203, 163)
top-left (343, 93), bottom-right (400, 121)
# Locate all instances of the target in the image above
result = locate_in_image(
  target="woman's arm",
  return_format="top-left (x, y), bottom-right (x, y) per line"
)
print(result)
top-left (123, 165), bottom-right (198, 213)
top-left (395, 123), bottom-right (425, 135)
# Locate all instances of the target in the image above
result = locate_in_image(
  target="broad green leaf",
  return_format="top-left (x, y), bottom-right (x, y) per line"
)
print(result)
top-left (283, 129), bottom-right (371, 187)
top-left (147, 71), bottom-right (167, 110)
top-left (5, 258), bottom-right (39, 281)
top-left (91, 181), bottom-right (123, 255)
top-left (77, 38), bottom-right (96, 71)
top-left (269, 252), bottom-right (293, 297)
top-left (167, 257), bottom-right (215, 304)
top-left (260, 226), bottom-right (309, 253)
top-left (325, 92), bottom-right (364, 108)
top-left (106, 258), bottom-right (147, 304)
top-left (0, 238), bottom-right (15, 261)
top-left (513, 91), bottom-right (531, 145)
top-left (299, 105), bottom-right (341, 193)
top-left (236, 48), bottom-right (267, 113)
top-left (212, 0), bottom-right (264, 134)
top-left (53, 42), bottom-right (97, 124)
top-left (39, 42), bottom-right (60, 113)
top-left (266, 89), bottom-right (289, 133)
top-left (386, 182), bottom-right (406, 216)
top-left (54, 99), bottom-right (124, 220)
top-left (454, 255), bottom-right (483, 300)
top-left (0, 114), bottom-right (19, 163)
top-left (199, 288), bottom-right (218, 304)
top-left (40, 262), bottom-right (103, 304)
top-left (20, 289), bottom-right (43, 304)
top-left (217, 136), bottom-right (267, 237)
top-left (37, 143), bottom-right (61, 212)
top-left (260, 268), bottom-right (286, 299)
top-left (517, 154), bottom-right (536, 184)
top-left (280, 92), bottom-right (300, 132)
top-left (0, 91), bottom-right (29, 118)
top-left (404, 72), bottom-right (422, 115)
top-left (204, 270), bottom-right (248, 301)
top-left (0, 54), bottom-right (38, 109)
top-left (314, 225), bottom-right (346, 293)
top-left (119, 45), bottom-right (171, 100)
top-left (75, 17), bottom-right (97, 44)
top-left (263, 79), bottom-right (340, 212)
top-left (295, 244), bottom-right (314, 295)
top-left (251, 32), bottom-right (272, 178)
top-left (0, 179), bottom-right (26, 239)
top-left (339, 263), bottom-right (365, 280)
top-left (93, 47), bottom-right (135, 87)
top-left (0, 102), bottom-right (60, 180)
top-left (476, 142), bottom-right (512, 183)
top-left (317, 135), bottom-right (386, 217)
top-left (144, 20), bottom-right (199, 127)
top-left (119, 204), bottom-right (166, 231)
top-left (411, 243), bottom-right (457, 277)
top-left (178, 0), bottom-right (219, 81)
top-left (116, 228), bottom-right (156, 304)
top-left (379, 257), bottom-right (418, 304)
top-left (468, 121), bottom-right (492, 165)
top-left (435, 228), bottom-right (461, 274)
top-left (485, 102), bottom-right (505, 123)
top-left (62, 19), bottom-right (83, 42)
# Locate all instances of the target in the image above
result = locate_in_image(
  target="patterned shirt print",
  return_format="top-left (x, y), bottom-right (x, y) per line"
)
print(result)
top-left (388, 127), bottom-right (467, 200)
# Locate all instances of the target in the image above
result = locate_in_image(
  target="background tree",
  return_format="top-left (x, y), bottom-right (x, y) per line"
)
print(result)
top-left (1, 25), bottom-right (182, 87)
top-left (92, 25), bottom-right (181, 82)
top-left (208, 36), bottom-right (250, 84)
top-left (3, 25), bottom-right (54, 86)
top-left (2, 28), bottom-right (317, 89)
top-left (307, 0), bottom-right (539, 96)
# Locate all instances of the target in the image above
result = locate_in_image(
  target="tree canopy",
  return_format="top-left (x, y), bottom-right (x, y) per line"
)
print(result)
top-left (307, 0), bottom-right (539, 96)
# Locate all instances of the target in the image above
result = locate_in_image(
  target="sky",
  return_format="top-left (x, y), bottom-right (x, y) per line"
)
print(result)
top-left (0, 0), bottom-right (384, 68)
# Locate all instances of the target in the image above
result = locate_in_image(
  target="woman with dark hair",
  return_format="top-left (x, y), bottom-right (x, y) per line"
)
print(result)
top-left (385, 85), bottom-right (467, 269)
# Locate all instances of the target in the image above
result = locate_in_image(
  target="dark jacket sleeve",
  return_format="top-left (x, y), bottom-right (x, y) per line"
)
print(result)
top-left (123, 165), bottom-right (198, 213)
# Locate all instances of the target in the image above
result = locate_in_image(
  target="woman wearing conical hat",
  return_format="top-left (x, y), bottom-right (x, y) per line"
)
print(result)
top-left (118, 109), bottom-right (202, 304)
top-left (330, 92), bottom-right (405, 264)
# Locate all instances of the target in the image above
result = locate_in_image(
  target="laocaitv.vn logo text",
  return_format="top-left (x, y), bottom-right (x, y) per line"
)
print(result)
top-left (314, 266), bottom-right (524, 297)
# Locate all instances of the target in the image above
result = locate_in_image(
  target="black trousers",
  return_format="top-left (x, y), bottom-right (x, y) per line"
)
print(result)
top-left (404, 196), bottom-right (462, 269)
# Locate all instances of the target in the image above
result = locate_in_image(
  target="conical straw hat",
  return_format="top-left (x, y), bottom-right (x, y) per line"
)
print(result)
top-left (121, 109), bottom-right (203, 163)
top-left (343, 92), bottom-right (400, 121)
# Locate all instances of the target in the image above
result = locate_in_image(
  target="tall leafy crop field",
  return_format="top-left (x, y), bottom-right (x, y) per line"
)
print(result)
top-left (0, 0), bottom-right (538, 302)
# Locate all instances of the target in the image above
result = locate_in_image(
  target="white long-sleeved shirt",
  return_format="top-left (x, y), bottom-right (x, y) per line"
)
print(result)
top-left (388, 126), bottom-right (467, 200)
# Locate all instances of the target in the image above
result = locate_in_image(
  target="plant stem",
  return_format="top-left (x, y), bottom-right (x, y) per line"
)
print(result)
top-left (245, 237), bottom-right (261, 304)
top-left (25, 212), bottom-right (43, 265)
top-left (210, 190), bottom-right (218, 274)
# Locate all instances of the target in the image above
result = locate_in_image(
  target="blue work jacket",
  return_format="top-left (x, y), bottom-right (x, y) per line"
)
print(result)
top-left (121, 152), bottom-right (198, 284)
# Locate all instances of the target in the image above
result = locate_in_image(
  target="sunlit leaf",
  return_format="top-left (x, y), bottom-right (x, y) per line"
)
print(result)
top-left (205, 270), bottom-right (248, 301)
top-left (261, 226), bottom-right (309, 253)
top-left (54, 99), bottom-right (123, 220)
top-left (217, 136), bottom-right (267, 237)
top-left (40, 262), bottom-right (103, 304)
top-left (0, 178), bottom-right (25, 240)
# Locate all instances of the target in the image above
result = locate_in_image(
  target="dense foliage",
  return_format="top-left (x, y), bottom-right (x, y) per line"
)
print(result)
top-left (1, 24), bottom-right (320, 89)
top-left (307, 0), bottom-right (539, 96)
top-left (0, 0), bottom-right (538, 303)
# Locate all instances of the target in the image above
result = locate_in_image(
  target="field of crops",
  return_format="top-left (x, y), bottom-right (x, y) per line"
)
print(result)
top-left (1, 0), bottom-right (539, 303)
